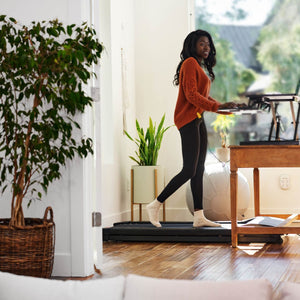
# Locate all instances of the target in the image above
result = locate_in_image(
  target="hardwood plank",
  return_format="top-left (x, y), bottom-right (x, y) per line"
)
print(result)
top-left (102, 235), bottom-right (300, 297)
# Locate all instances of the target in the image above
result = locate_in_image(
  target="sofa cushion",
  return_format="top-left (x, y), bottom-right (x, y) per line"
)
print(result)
top-left (279, 281), bottom-right (300, 300)
top-left (0, 271), bottom-right (124, 300)
top-left (124, 274), bottom-right (273, 300)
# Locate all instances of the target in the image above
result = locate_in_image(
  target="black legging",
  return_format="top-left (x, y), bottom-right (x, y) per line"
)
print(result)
top-left (157, 117), bottom-right (207, 210)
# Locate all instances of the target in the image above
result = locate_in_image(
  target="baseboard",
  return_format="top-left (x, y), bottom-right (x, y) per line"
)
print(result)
top-left (161, 207), bottom-right (193, 221)
top-left (246, 207), bottom-right (300, 216)
top-left (102, 207), bottom-right (194, 227)
top-left (102, 210), bottom-right (131, 227)
top-left (102, 207), bottom-right (300, 227)
top-left (52, 253), bottom-right (72, 277)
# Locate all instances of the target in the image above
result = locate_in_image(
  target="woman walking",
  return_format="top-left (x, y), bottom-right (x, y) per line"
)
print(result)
top-left (147, 30), bottom-right (237, 228)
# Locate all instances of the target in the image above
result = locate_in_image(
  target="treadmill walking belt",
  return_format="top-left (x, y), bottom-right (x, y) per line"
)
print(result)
top-left (103, 221), bottom-right (283, 243)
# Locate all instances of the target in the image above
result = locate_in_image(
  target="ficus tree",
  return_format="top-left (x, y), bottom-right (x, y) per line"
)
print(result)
top-left (0, 16), bottom-right (103, 226)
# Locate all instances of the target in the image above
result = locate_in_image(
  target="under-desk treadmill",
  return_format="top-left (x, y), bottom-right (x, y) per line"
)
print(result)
top-left (103, 221), bottom-right (283, 244)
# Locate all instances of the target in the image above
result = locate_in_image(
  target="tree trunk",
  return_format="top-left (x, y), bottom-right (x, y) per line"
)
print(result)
top-left (9, 94), bottom-right (40, 227)
top-left (10, 194), bottom-right (25, 227)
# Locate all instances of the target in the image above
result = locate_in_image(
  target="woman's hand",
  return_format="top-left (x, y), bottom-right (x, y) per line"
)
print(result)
top-left (218, 102), bottom-right (238, 110)
top-left (216, 102), bottom-right (239, 115)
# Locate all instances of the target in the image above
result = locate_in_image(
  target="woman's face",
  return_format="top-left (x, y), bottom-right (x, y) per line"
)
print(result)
top-left (196, 36), bottom-right (210, 61)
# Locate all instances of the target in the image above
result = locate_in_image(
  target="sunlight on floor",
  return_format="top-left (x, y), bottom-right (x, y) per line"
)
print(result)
top-left (237, 243), bottom-right (265, 255)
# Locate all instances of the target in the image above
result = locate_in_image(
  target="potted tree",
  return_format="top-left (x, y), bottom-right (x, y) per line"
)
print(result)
top-left (211, 114), bottom-right (236, 162)
top-left (124, 115), bottom-right (170, 219)
top-left (0, 16), bottom-right (103, 277)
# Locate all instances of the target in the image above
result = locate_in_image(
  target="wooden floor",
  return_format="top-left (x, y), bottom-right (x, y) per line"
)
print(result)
top-left (102, 234), bottom-right (300, 299)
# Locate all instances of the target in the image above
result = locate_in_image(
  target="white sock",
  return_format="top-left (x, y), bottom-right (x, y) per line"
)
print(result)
top-left (193, 210), bottom-right (221, 227)
top-left (146, 199), bottom-right (162, 228)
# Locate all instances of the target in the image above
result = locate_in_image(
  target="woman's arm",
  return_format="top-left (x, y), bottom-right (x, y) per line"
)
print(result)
top-left (208, 96), bottom-right (232, 114)
top-left (181, 59), bottom-right (219, 112)
top-left (210, 97), bottom-right (239, 114)
top-left (208, 96), bottom-right (220, 104)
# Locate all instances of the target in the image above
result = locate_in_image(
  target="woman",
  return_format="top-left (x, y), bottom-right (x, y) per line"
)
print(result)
top-left (146, 29), bottom-right (237, 228)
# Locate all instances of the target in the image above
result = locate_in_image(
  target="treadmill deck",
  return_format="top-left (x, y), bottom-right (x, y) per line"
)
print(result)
top-left (103, 221), bottom-right (283, 244)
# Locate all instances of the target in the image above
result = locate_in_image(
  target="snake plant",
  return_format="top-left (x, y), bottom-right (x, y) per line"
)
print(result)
top-left (124, 115), bottom-right (171, 166)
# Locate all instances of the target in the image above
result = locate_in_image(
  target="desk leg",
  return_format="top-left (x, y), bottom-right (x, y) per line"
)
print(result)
top-left (253, 168), bottom-right (260, 216)
top-left (230, 169), bottom-right (238, 248)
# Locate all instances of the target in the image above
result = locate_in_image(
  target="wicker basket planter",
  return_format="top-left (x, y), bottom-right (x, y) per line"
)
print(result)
top-left (0, 207), bottom-right (55, 278)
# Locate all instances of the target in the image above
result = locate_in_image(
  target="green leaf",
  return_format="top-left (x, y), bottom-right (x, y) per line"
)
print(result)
top-left (67, 25), bottom-right (72, 36)
top-left (129, 156), bottom-right (140, 165)
top-left (126, 115), bottom-right (170, 165)
top-left (1, 185), bottom-right (7, 194)
top-left (77, 50), bottom-right (84, 62)
top-left (155, 114), bottom-right (165, 140)
top-left (124, 130), bottom-right (134, 141)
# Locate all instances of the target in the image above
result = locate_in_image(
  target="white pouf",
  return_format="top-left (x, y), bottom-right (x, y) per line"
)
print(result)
top-left (186, 163), bottom-right (250, 221)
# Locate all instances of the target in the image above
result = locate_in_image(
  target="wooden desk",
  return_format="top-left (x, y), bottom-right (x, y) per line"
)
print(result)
top-left (230, 145), bottom-right (300, 247)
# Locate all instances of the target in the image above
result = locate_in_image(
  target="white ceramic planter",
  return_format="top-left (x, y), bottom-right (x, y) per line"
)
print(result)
top-left (132, 165), bottom-right (164, 204)
top-left (216, 147), bottom-right (230, 162)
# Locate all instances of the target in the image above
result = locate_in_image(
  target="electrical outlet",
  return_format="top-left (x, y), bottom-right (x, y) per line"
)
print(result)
top-left (279, 174), bottom-right (290, 190)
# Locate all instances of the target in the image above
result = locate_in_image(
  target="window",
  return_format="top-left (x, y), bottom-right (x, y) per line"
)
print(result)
top-left (195, 0), bottom-right (300, 151)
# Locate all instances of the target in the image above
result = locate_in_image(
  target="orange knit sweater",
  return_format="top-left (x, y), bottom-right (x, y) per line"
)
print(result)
top-left (174, 57), bottom-right (220, 129)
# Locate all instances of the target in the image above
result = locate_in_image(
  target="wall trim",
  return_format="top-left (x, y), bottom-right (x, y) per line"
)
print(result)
top-left (102, 206), bottom-right (300, 228)
top-left (52, 253), bottom-right (72, 277)
top-left (102, 207), bottom-right (194, 227)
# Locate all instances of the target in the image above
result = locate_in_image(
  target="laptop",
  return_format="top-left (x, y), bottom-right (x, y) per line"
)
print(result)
top-left (217, 79), bottom-right (300, 114)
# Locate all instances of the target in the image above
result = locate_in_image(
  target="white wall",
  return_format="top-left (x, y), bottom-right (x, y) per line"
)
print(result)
top-left (99, 0), bottom-right (137, 227)
top-left (100, 0), bottom-right (196, 226)
top-left (132, 0), bottom-right (196, 221)
top-left (0, 0), bottom-right (100, 276)
top-left (240, 168), bottom-right (300, 217)
top-left (101, 0), bottom-right (216, 226)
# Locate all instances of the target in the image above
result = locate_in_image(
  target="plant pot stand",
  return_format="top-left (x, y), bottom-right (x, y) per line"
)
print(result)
top-left (131, 168), bottom-right (166, 222)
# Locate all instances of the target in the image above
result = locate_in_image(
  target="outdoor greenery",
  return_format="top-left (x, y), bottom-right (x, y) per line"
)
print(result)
top-left (0, 16), bottom-right (103, 226)
top-left (196, 0), bottom-right (300, 147)
top-left (196, 0), bottom-right (300, 95)
top-left (124, 115), bottom-right (171, 166)
top-left (257, 0), bottom-right (300, 92)
top-left (195, 3), bottom-right (256, 103)
top-left (195, 1), bottom-right (254, 148)
top-left (211, 38), bottom-right (256, 101)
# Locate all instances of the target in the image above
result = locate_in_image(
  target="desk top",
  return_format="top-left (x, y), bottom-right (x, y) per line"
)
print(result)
top-left (230, 145), bottom-right (300, 149)
top-left (229, 145), bottom-right (300, 169)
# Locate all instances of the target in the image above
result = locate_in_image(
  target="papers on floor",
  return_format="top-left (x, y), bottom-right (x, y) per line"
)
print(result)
top-left (244, 216), bottom-right (286, 227)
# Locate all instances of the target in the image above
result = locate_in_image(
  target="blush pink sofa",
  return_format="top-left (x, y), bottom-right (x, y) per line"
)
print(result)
top-left (0, 271), bottom-right (298, 300)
